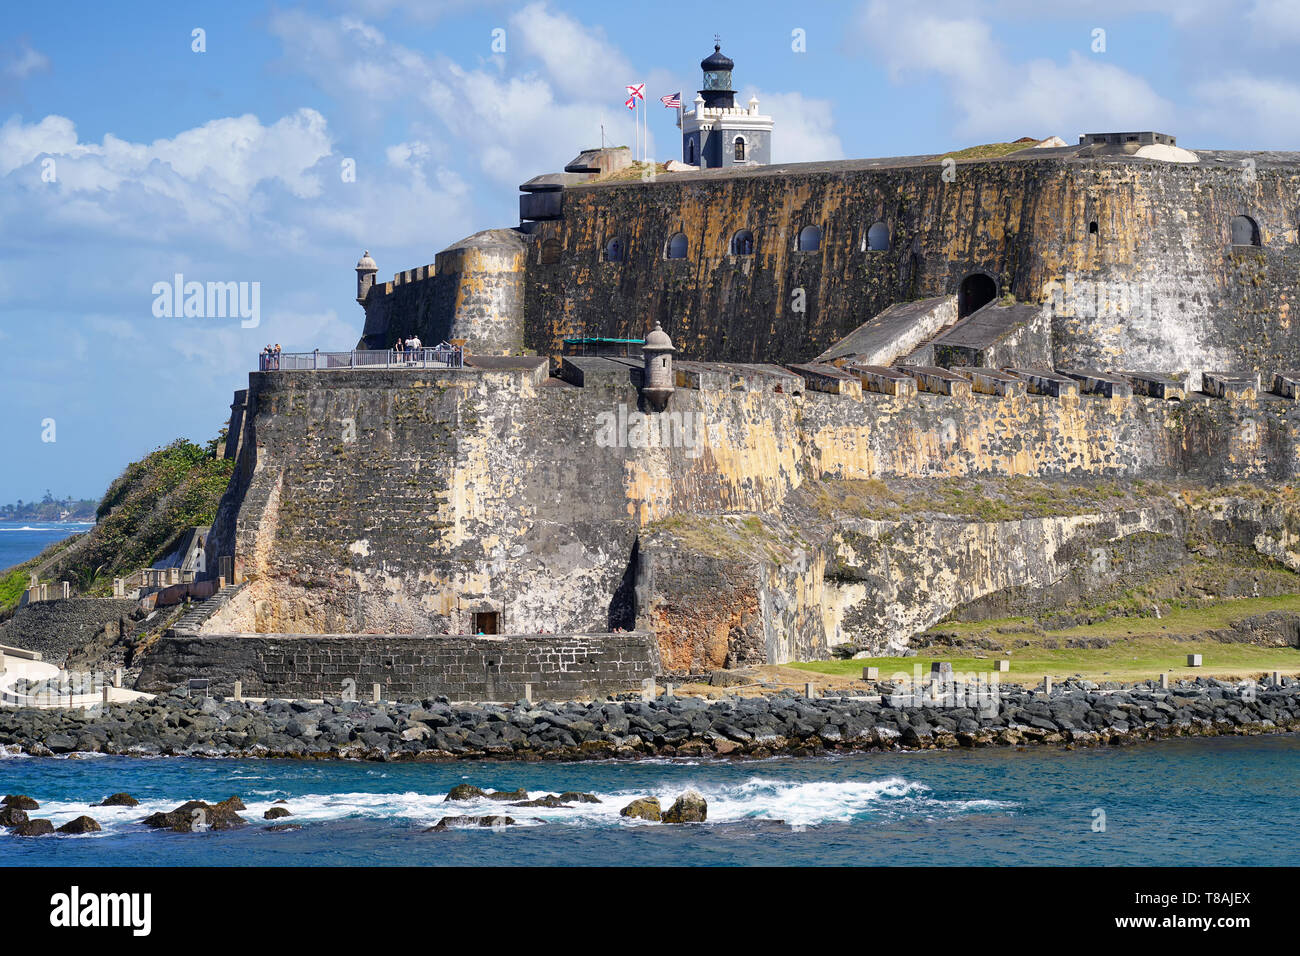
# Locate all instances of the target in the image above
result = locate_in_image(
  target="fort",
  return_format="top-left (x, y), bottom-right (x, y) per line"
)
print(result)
top-left (43, 43), bottom-right (1300, 701)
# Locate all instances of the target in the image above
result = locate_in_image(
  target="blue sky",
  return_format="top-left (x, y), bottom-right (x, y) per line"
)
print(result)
top-left (3, 0), bottom-right (1299, 501)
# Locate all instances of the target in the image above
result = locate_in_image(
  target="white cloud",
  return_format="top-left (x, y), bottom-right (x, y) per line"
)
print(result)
top-left (747, 90), bottom-right (845, 164)
top-left (1, 37), bottom-right (49, 81)
top-left (0, 109), bottom-right (334, 243)
top-left (509, 2), bottom-right (633, 100)
top-left (1192, 74), bottom-right (1300, 144)
top-left (852, 1), bottom-right (1175, 141)
top-left (270, 5), bottom-right (659, 185)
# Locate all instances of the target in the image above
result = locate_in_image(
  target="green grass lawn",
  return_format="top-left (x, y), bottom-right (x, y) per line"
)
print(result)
top-left (791, 593), bottom-right (1300, 685)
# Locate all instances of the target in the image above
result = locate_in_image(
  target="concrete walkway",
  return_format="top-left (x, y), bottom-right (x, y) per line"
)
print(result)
top-left (0, 649), bottom-right (152, 709)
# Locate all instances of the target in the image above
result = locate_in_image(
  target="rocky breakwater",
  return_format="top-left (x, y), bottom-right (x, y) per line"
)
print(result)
top-left (0, 679), bottom-right (1297, 760)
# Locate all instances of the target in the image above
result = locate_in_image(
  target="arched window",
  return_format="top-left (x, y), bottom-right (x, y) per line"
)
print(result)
top-left (666, 233), bottom-right (688, 259)
top-left (866, 221), bottom-right (890, 251)
top-left (687, 140), bottom-right (696, 164)
top-left (734, 136), bottom-right (746, 162)
top-left (1231, 215), bottom-right (1261, 246)
top-left (797, 225), bottom-right (821, 252)
top-left (730, 229), bottom-right (754, 255)
top-left (605, 237), bottom-right (625, 262)
top-left (539, 239), bottom-right (562, 264)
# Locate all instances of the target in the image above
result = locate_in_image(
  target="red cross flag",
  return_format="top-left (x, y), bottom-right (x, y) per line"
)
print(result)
top-left (625, 95), bottom-right (636, 110)
top-left (626, 83), bottom-right (645, 101)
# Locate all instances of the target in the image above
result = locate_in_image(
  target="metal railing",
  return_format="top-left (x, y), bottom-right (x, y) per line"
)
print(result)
top-left (259, 346), bottom-right (464, 371)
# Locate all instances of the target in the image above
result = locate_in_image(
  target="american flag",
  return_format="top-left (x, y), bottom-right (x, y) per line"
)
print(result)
top-left (660, 91), bottom-right (682, 108)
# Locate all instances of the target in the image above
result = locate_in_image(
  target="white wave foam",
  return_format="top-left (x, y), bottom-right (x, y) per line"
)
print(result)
top-left (22, 777), bottom-right (1016, 834)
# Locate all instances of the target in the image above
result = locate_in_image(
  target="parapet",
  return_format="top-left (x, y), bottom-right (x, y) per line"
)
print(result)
top-left (1060, 369), bottom-right (1134, 399)
top-left (1124, 372), bottom-right (1186, 401)
top-left (786, 363), bottom-right (863, 398)
top-left (1008, 369), bottom-right (1080, 398)
top-left (844, 364), bottom-right (917, 398)
top-left (900, 366), bottom-right (973, 398)
top-left (1203, 372), bottom-right (1259, 400)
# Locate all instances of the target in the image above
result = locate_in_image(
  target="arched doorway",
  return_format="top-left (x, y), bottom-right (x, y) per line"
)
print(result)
top-left (958, 272), bottom-right (997, 318)
top-left (1230, 215), bottom-right (1260, 246)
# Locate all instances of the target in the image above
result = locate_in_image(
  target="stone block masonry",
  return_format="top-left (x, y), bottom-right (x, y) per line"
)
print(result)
top-left (191, 356), bottom-right (1300, 674)
top-left (522, 152), bottom-right (1300, 383)
top-left (137, 630), bottom-right (660, 701)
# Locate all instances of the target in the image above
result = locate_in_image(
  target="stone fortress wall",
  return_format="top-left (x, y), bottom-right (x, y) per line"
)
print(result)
top-left (192, 353), bottom-right (1300, 681)
top-left (160, 143), bottom-right (1300, 696)
top-left (357, 229), bottom-right (526, 355)
top-left (521, 153), bottom-right (1300, 386)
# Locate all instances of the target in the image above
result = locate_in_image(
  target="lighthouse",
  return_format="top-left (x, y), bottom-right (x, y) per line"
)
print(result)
top-left (680, 39), bottom-right (773, 169)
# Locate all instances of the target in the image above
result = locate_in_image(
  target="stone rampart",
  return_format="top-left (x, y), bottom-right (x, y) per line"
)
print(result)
top-left (521, 153), bottom-right (1300, 384)
top-left (137, 629), bottom-right (659, 701)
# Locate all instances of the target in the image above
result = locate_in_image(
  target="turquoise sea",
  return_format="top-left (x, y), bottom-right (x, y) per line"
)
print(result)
top-left (1, 734), bottom-right (1297, 866)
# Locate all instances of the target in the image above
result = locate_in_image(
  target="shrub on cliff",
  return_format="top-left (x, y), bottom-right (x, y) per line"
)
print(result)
top-left (76, 438), bottom-right (234, 589)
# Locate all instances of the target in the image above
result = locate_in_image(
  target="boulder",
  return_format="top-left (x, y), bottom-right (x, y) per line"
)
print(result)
top-left (13, 819), bottom-right (55, 836)
top-left (265, 823), bottom-right (302, 832)
top-left (485, 788), bottom-right (529, 802)
top-left (444, 784), bottom-right (486, 801)
top-left (509, 795), bottom-right (571, 808)
top-left (2, 795), bottom-right (38, 811)
top-left (0, 806), bottom-right (29, 828)
top-left (619, 797), bottom-right (662, 822)
top-left (94, 793), bottom-right (139, 807)
top-left (556, 791), bottom-right (601, 804)
top-left (215, 795), bottom-right (246, 810)
top-left (427, 815), bottom-right (516, 831)
top-left (663, 789), bottom-right (708, 823)
top-left (444, 785), bottom-right (529, 802)
top-left (142, 800), bottom-right (248, 832)
top-left (56, 816), bottom-right (102, 834)
top-left (263, 807), bottom-right (292, 820)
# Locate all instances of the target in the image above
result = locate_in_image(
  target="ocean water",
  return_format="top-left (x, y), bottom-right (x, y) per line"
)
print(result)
top-left (2, 734), bottom-right (1297, 866)
top-left (0, 521), bottom-right (94, 572)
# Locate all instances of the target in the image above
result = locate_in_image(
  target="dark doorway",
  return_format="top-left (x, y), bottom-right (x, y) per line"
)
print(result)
top-left (472, 611), bottom-right (500, 635)
top-left (1231, 215), bottom-right (1260, 246)
top-left (958, 272), bottom-right (997, 318)
top-left (730, 229), bottom-right (754, 255)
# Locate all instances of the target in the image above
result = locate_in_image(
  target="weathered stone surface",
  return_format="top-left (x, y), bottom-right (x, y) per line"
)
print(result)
top-left (263, 807), bottom-right (292, 820)
top-left (619, 797), bottom-right (662, 821)
top-left (12, 819), bottom-right (55, 837)
top-left (444, 785), bottom-right (528, 803)
top-left (663, 790), bottom-right (708, 824)
top-left (179, 349), bottom-right (1300, 683)
top-left (427, 815), bottom-right (515, 831)
top-left (94, 793), bottom-right (139, 807)
top-left (142, 800), bottom-right (248, 832)
top-left (0, 805), bottom-right (30, 827)
top-left (1, 674), bottom-right (1297, 764)
top-left (521, 152), bottom-right (1300, 389)
top-left (2, 794), bottom-right (38, 811)
top-left (56, 816), bottom-right (101, 834)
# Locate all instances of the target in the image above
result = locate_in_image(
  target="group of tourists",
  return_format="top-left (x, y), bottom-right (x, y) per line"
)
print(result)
top-left (393, 334), bottom-right (423, 361)
top-left (258, 344), bottom-right (282, 370)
